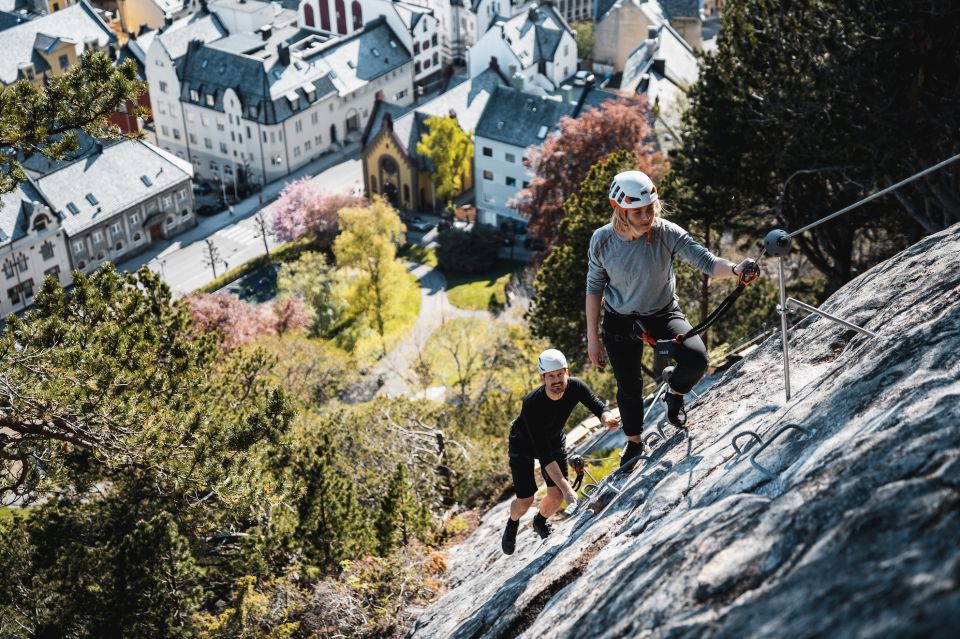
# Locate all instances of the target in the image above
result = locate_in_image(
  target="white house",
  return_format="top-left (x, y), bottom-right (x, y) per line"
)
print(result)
top-left (297, 0), bottom-right (442, 90)
top-left (0, 180), bottom-right (71, 317)
top-left (115, 0), bottom-right (191, 36)
top-left (467, 3), bottom-right (576, 91)
top-left (425, 0), bottom-right (531, 65)
top-left (472, 79), bottom-right (617, 226)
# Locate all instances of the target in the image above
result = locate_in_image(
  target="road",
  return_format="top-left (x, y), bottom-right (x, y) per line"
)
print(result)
top-left (116, 146), bottom-right (363, 297)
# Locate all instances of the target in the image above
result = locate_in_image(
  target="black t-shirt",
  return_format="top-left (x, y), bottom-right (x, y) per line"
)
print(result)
top-left (508, 377), bottom-right (606, 465)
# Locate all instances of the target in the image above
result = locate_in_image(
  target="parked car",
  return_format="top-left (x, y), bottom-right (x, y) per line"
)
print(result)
top-left (573, 70), bottom-right (595, 86)
top-left (409, 220), bottom-right (434, 233)
top-left (196, 204), bottom-right (218, 216)
top-left (193, 182), bottom-right (214, 195)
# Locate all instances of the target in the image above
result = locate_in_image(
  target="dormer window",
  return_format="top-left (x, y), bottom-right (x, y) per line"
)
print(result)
top-left (33, 214), bottom-right (49, 231)
top-left (206, 94), bottom-right (215, 106)
top-left (140, 175), bottom-right (153, 187)
top-left (85, 193), bottom-right (98, 205)
top-left (66, 202), bottom-right (79, 215)
top-left (190, 89), bottom-right (199, 101)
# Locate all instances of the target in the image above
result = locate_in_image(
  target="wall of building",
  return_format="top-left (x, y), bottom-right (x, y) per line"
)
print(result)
top-left (0, 218), bottom-right (72, 317)
top-left (67, 181), bottom-right (195, 274)
top-left (362, 130), bottom-right (417, 210)
top-left (117, 0), bottom-right (166, 36)
top-left (593, 2), bottom-right (657, 73)
top-left (474, 134), bottom-right (530, 225)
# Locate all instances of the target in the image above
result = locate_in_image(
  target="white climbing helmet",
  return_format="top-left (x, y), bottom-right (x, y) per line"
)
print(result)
top-left (609, 170), bottom-right (658, 209)
top-left (537, 348), bottom-right (568, 375)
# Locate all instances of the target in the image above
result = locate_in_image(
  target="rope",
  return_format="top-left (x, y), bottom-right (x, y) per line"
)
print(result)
top-left (786, 152), bottom-right (960, 239)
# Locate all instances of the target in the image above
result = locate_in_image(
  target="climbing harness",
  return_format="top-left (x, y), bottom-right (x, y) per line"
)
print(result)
top-left (653, 261), bottom-right (762, 362)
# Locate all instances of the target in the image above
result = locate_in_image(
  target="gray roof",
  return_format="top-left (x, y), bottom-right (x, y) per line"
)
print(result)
top-left (366, 69), bottom-right (506, 164)
top-left (0, 10), bottom-right (32, 32)
top-left (661, 0), bottom-right (700, 19)
top-left (621, 21), bottom-right (698, 92)
top-left (179, 16), bottom-right (409, 125)
top-left (474, 82), bottom-right (621, 148)
top-left (0, 180), bottom-right (53, 245)
top-left (35, 140), bottom-right (193, 236)
top-left (0, 1), bottom-right (114, 84)
top-left (154, 12), bottom-right (226, 60)
top-left (497, 4), bottom-right (571, 66)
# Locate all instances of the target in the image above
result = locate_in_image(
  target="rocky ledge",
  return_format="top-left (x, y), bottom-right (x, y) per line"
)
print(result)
top-left (408, 224), bottom-right (960, 639)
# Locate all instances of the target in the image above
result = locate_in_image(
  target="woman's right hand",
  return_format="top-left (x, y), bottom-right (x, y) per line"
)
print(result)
top-left (588, 337), bottom-right (607, 369)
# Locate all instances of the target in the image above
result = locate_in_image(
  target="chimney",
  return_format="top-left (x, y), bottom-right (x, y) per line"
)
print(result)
top-left (511, 71), bottom-right (524, 92)
top-left (164, 14), bottom-right (173, 27)
top-left (527, 6), bottom-right (538, 22)
top-left (489, 56), bottom-right (499, 72)
top-left (560, 83), bottom-right (572, 104)
top-left (648, 25), bottom-right (659, 40)
top-left (277, 42), bottom-right (290, 66)
top-left (652, 58), bottom-right (666, 76)
top-left (260, 24), bottom-right (272, 40)
top-left (200, 0), bottom-right (209, 14)
top-left (571, 76), bottom-right (593, 117)
top-left (383, 112), bottom-right (393, 131)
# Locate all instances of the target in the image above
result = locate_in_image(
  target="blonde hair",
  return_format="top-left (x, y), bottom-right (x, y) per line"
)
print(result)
top-left (610, 198), bottom-right (663, 237)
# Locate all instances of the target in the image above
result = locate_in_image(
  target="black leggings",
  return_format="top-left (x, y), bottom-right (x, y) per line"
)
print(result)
top-left (601, 302), bottom-right (708, 437)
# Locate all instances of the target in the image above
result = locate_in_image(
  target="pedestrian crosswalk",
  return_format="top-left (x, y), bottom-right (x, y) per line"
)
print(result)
top-left (216, 224), bottom-right (258, 244)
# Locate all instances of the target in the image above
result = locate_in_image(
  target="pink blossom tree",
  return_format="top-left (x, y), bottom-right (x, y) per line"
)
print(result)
top-left (271, 177), bottom-right (367, 245)
top-left (184, 293), bottom-right (308, 351)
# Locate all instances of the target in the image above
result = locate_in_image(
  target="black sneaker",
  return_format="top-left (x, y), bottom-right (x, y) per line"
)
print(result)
top-left (501, 518), bottom-right (519, 555)
top-left (532, 514), bottom-right (552, 539)
top-left (619, 440), bottom-right (644, 468)
top-left (664, 392), bottom-right (687, 427)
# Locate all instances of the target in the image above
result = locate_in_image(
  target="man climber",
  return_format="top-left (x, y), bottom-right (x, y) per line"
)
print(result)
top-left (501, 349), bottom-right (619, 555)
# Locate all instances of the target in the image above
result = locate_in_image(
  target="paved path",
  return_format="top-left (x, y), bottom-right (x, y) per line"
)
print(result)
top-left (371, 262), bottom-right (489, 398)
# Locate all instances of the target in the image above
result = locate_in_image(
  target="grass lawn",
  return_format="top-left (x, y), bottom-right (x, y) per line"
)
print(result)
top-left (349, 268), bottom-right (422, 364)
top-left (443, 261), bottom-right (525, 311)
top-left (399, 243), bottom-right (438, 268)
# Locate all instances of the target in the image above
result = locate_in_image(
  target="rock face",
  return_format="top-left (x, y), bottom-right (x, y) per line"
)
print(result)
top-left (408, 224), bottom-right (960, 639)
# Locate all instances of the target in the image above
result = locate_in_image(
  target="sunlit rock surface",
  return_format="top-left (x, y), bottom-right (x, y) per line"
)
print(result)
top-left (409, 224), bottom-right (960, 639)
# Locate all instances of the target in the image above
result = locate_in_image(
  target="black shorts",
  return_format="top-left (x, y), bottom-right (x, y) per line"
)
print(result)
top-left (509, 450), bottom-right (568, 499)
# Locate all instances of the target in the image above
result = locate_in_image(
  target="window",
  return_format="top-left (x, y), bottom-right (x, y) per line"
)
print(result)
top-left (44, 265), bottom-right (60, 282)
top-left (189, 133), bottom-right (198, 144)
top-left (482, 147), bottom-right (492, 157)
top-left (110, 223), bottom-right (122, 235)
top-left (187, 111), bottom-right (195, 122)
top-left (204, 138), bottom-right (212, 149)
top-left (173, 128), bottom-right (181, 140)
top-left (179, 189), bottom-right (187, 201)
top-left (67, 202), bottom-right (79, 215)
top-left (181, 209), bottom-right (190, 217)
top-left (114, 241), bottom-right (124, 252)
top-left (161, 125), bottom-right (169, 137)
top-left (295, 120), bottom-right (303, 133)
top-left (165, 216), bottom-right (175, 228)
top-left (92, 231), bottom-right (103, 243)
top-left (311, 112), bottom-right (319, 125)
top-left (395, 89), bottom-right (407, 100)
top-left (423, 39), bottom-right (430, 51)
top-left (159, 81), bottom-right (168, 93)
top-left (230, 131), bottom-right (235, 142)
top-left (219, 142), bottom-right (228, 154)
top-left (201, 114), bottom-right (210, 126)
top-left (483, 170), bottom-right (493, 180)
top-left (293, 146), bottom-right (301, 157)
top-left (432, 33), bottom-right (438, 46)
top-left (58, 54), bottom-right (69, 70)
top-left (315, 134), bottom-right (322, 146)
top-left (163, 195), bottom-right (172, 209)
top-left (85, 193), bottom-right (98, 205)
top-left (506, 176), bottom-right (516, 186)
top-left (190, 89), bottom-right (199, 101)
top-left (73, 240), bottom-right (84, 255)
top-left (158, 102), bottom-right (166, 115)
top-left (246, 126), bottom-right (252, 138)
top-left (305, 140), bottom-right (312, 150)
top-left (433, 52), bottom-right (438, 65)
top-left (140, 175), bottom-right (153, 187)
top-left (228, 114), bottom-right (233, 125)
top-left (522, 181), bottom-right (530, 188)
top-left (40, 241), bottom-right (55, 260)
top-left (414, 42), bottom-right (420, 55)
top-left (2, 261), bottom-right (13, 279)
top-left (263, 131), bottom-right (268, 143)
top-left (505, 152), bottom-right (516, 163)
top-left (130, 212), bottom-right (140, 225)
top-left (216, 119), bottom-right (225, 131)
top-left (133, 232), bottom-right (143, 244)
top-left (206, 94), bottom-right (215, 106)
top-left (424, 59), bottom-right (431, 70)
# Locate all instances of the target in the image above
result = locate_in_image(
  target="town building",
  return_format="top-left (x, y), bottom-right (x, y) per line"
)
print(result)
top-left (0, 180), bottom-right (71, 317)
top-left (0, 0), bottom-right (77, 33)
top-left (147, 0), bottom-right (415, 187)
top-left (297, 0), bottom-right (442, 91)
top-left (360, 65), bottom-right (506, 211)
top-left (115, 0), bottom-right (193, 37)
top-left (473, 78), bottom-right (617, 226)
top-left (593, 0), bottom-right (701, 75)
top-left (28, 138), bottom-right (196, 276)
top-left (0, 0), bottom-right (114, 87)
top-left (467, 3), bottom-right (576, 91)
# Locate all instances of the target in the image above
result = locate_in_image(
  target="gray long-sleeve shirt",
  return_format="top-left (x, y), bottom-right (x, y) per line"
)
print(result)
top-left (586, 220), bottom-right (720, 315)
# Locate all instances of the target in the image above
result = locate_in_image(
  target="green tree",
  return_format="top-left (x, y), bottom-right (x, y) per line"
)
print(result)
top-left (416, 114), bottom-right (474, 208)
top-left (668, 0), bottom-right (960, 291)
top-left (572, 21), bottom-right (594, 60)
top-left (528, 151), bottom-right (638, 364)
top-left (276, 250), bottom-right (345, 336)
top-left (333, 198), bottom-right (408, 356)
top-left (435, 223), bottom-right (501, 273)
top-left (0, 50), bottom-right (145, 196)
top-left (0, 265), bottom-right (293, 505)
top-left (375, 464), bottom-right (426, 555)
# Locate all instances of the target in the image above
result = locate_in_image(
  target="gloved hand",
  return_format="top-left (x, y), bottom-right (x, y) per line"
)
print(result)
top-left (733, 258), bottom-right (760, 282)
